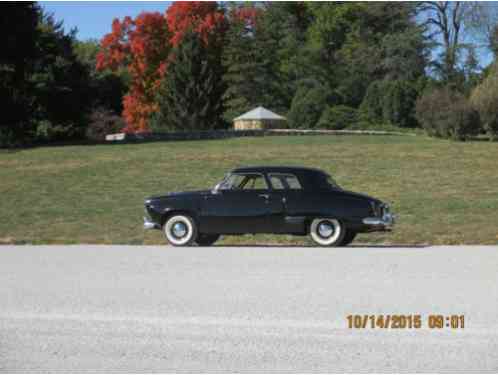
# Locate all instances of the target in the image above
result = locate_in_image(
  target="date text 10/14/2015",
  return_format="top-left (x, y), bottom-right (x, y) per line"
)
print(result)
top-left (347, 315), bottom-right (465, 329)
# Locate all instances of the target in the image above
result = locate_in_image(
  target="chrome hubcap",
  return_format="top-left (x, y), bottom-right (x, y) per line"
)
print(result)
top-left (172, 222), bottom-right (187, 238)
top-left (318, 222), bottom-right (334, 238)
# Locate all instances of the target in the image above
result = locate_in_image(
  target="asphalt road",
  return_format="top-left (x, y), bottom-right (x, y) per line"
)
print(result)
top-left (1, 245), bottom-right (498, 372)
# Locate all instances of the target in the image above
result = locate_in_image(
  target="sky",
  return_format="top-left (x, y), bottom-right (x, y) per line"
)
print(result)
top-left (40, 1), bottom-right (171, 41)
top-left (40, 1), bottom-right (493, 68)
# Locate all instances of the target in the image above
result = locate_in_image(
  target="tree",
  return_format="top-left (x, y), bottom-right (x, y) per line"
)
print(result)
top-left (0, 2), bottom-right (39, 146)
top-left (97, 12), bottom-right (171, 132)
top-left (382, 80), bottom-right (419, 128)
top-left (287, 80), bottom-right (330, 129)
top-left (75, 39), bottom-right (128, 115)
top-left (416, 87), bottom-right (480, 140)
top-left (97, 1), bottom-right (226, 133)
top-left (151, 29), bottom-right (225, 131)
top-left (317, 105), bottom-right (358, 130)
top-left (306, 2), bottom-right (427, 108)
top-left (257, 2), bottom-right (312, 112)
top-left (470, 64), bottom-right (498, 140)
top-left (31, 11), bottom-right (93, 141)
top-left (419, 2), bottom-right (469, 85)
top-left (222, 4), bottom-right (284, 122)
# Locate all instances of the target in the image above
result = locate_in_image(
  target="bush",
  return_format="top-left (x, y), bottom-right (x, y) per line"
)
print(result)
top-left (317, 105), bottom-right (358, 130)
top-left (360, 80), bottom-right (418, 128)
top-left (86, 108), bottom-right (126, 141)
top-left (359, 81), bottom-right (385, 124)
top-left (470, 66), bottom-right (498, 140)
top-left (287, 82), bottom-right (330, 129)
top-left (415, 87), bottom-right (481, 141)
top-left (382, 80), bottom-right (418, 128)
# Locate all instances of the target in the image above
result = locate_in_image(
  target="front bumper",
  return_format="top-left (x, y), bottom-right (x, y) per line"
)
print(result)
top-left (362, 205), bottom-right (395, 231)
top-left (144, 216), bottom-right (159, 230)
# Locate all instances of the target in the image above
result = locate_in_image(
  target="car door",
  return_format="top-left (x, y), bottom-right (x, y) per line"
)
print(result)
top-left (200, 173), bottom-right (272, 234)
top-left (266, 173), bottom-right (307, 234)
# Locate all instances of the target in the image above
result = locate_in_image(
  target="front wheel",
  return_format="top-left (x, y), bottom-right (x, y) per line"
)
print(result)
top-left (195, 234), bottom-right (220, 246)
top-left (163, 214), bottom-right (197, 246)
top-left (309, 218), bottom-right (345, 247)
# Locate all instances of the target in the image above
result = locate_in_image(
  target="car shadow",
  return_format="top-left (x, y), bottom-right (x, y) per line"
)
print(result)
top-left (212, 244), bottom-right (429, 249)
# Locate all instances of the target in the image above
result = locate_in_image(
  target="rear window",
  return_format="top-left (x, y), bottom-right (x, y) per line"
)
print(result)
top-left (268, 174), bottom-right (303, 190)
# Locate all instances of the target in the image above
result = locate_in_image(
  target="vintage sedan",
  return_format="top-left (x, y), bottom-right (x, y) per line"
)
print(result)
top-left (143, 166), bottom-right (394, 246)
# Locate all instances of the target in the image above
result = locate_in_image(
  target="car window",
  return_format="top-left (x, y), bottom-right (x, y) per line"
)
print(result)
top-left (222, 173), bottom-right (268, 190)
top-left (268, 173), bottom-right (303, 190)
top-left (241, 174), bottom-right (268, 190)
top-left (269, 175), bottom-right (285, 190)
top-left (285, 175), bottom-right (302, 189)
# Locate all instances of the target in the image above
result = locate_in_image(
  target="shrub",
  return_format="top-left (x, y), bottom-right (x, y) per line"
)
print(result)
top-left (359, 81), bottom-right (384, 124)
top-left (360, 80), bottom-right (419, 128)
top-left (86, 108), bottom-right (126, 141)
top-left (415, 87), bottom-right (481, 141)
top-left (470, 66), bottom-right (498, 140)
top-left (382, 80), bottom-right (418, 128)
top-left (287, 82), bottom-right (329, 129)
top-left (317, 105), bottom-right (358, 130)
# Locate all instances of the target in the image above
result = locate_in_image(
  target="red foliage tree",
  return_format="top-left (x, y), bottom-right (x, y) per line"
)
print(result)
top-left (97, 2), bottom-right (226, 133)
top-left (97, 13), bottom-right (170, 132)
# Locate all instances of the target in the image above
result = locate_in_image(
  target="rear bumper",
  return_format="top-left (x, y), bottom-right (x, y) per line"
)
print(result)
top-left (144, 216), bottom-right (160, 230)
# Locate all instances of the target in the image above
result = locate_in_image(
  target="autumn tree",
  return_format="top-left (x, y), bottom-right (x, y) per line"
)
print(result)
top-left (97, 1), bottom-right (226, 133)
top-left (97, 12), bottom-right (171, 132)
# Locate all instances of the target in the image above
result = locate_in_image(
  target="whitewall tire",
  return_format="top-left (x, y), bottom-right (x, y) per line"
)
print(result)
top-left (309, 218), bottom-right (345, 247)
top-left (163, 214), bottom-right (197, 246)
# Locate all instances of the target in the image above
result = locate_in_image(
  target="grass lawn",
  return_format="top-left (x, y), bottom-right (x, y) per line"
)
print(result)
top-left (1, 135), bottom-right (497, 245)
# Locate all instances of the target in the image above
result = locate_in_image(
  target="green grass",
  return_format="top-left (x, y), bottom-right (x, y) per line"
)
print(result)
top-left (1, 135), bottom-right (497, 245)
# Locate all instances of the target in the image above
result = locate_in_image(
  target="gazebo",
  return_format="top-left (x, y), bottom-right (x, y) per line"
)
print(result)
top-left (233, 106), bottom-right (286, 130)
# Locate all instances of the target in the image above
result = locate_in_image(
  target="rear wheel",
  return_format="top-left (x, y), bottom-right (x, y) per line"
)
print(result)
top-left (340, 230), bottom-right (357, 246)
top-left (309, 218), bottom-right (345, 247)
top-left (195, 234), bottom-right (220, 246)
top-left (163, 214), bottom-right (197, 246)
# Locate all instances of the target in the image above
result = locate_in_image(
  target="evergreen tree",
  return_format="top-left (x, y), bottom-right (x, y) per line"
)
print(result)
top-left (152, 29), bottom-right (225, 131)
top-left (0, 2), bottom-right (39, 146)
top-left (222, 4), bottom-right (285, 123)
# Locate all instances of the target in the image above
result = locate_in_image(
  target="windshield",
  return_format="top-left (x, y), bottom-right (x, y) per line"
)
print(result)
top-left (216, 173), bottom-right (238, 190)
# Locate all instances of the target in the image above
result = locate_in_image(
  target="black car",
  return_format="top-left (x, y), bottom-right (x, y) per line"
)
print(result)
top-left (143, 166), bottom-right (394, 246)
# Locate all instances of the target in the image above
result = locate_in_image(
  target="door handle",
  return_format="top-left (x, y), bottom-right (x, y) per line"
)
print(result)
top-left (259, 194), bottom-right (270, 200)
top-left (282, 197), bottom-right (287, 204)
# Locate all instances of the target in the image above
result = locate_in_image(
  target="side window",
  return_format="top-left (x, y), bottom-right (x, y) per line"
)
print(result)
top-left (245, 174), bottom-right (267, 190)
top-left (285, 175), bottom-right (302, 190)
top-left (225, 173), bottom-right (268, 190)
top-left (268, 174), bottom-right (303, 190)
top-left (269, 175), bottom-right (285, 190)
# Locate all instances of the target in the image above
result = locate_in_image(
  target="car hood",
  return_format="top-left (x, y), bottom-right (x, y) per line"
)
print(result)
top-left (146, 190), bottom-right (211, 201)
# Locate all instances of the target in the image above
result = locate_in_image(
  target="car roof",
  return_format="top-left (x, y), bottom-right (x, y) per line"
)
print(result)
top-left (231, 166), bottom-right (329, 177)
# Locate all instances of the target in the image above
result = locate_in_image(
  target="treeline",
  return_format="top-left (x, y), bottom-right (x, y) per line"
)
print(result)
top-left (0, 2), bottom-right (127, 146)
top-left (3, 2), bottom-right (498, 147)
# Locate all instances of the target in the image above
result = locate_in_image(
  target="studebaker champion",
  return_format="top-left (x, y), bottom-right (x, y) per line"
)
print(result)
top-left (143, 166), bottom-right (395, 246)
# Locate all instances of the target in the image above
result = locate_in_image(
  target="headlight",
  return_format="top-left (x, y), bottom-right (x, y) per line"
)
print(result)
top-left (370, 201), bottom-right (381, 217)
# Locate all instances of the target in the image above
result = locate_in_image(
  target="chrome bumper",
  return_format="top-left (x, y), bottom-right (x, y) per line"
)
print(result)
top-left (363, 205), bottom-right (395, 230)
top-left (143, 216), bottom-right (159, 230)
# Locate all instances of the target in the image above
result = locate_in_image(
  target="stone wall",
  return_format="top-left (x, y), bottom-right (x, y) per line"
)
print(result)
top-left (106, 129), bottom-right (415, 143)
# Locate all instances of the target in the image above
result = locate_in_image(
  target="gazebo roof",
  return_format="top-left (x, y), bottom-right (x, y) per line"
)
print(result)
top-left (234, 106), bottom-right (286, 121)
